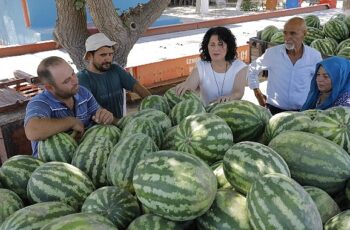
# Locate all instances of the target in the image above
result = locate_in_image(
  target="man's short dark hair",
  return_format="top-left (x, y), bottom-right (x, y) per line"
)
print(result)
top-left (200, 26), bottom-right (237, 62)
top-left (37, 56), bottom-right (65, 85)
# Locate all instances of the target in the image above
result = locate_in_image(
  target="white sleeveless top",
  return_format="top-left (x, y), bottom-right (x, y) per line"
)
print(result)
top-left (197, 59), bottom-right (246, 106)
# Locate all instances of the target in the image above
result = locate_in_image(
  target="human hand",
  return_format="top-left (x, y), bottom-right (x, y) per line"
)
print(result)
top-left (216, 96), bottom-right (232, 103)
top-left (93, 108), bottom-right (114, 125)
top-left (254, 89), bottom-right (267, 107)
top-left (70, 118), bottom-right (85, 140)
top-left (175, 83), bottom-right (190, 96)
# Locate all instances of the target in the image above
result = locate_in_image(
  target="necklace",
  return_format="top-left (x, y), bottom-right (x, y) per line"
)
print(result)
top-left (211, 62), bottom-right (228, 97)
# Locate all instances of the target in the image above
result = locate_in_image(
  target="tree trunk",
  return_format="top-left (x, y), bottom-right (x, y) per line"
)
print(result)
top-left (54, 0), bottom-right (89, 70)
top-left (54, 0), bottom-right (170, 70)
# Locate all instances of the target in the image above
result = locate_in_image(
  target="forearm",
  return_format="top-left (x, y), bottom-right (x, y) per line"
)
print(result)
top-left (133, 82), bottom-right (151, 98)
top-left (25, 117), bottom-right (77, 141)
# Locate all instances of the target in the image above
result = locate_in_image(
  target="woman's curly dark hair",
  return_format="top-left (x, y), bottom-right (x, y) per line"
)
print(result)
top-left (199, 26), bottom-right (237, 62)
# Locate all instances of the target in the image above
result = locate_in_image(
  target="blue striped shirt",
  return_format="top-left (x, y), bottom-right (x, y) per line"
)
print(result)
top-left (24, 86), bottom-right (100, 157)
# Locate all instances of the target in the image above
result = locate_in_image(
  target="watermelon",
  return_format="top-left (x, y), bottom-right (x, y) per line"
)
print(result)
top-left (325, 37), bottom-right (338, 51)
top-left (261, 25), bottom-right (279, 42)
top-left (331, 13), bottom-right (346, 21)
top-left (263, 111), bottom-right (311, 144)
top-left (170, 99), bottom-right (206, 126)
top-left (161, 125), bottom-right (178, 150)
top-left (120, 117), bottom-right (163, 147)
top-left (310, 38), bottom-right (335, 57)
top-left (210, 161), bottom-right (231, 189)
top-left (336, 38), bottom-right (350, 53)
top-left (127, 214), bottom-right (183, 230)
top-left (323, 19), bottom-right (349, 43)
top-left (301, 109), bottom-right (324, 120)
top-left (117, 108), bottom-right (171, 132)
top-left (223, 141), bottom-right (290, 195)
top-left (174, 113), bottom-right (233, 165)
top-left (0, 155), bottom-right (43, 201)
top-left (40, 213), bottom-right (117, 230)
top-left (268, 131), bottom-right (350, 194)
top-left (309, 106), bottom-right (350, 153)
top-left (0, 202), bottom-right (75, 230)
top-left (269, 31), bottom-right (284, 44)
top-left (27, 162), bottom-right (95, 211)
top-left (304, 27), bottom-right (324, 45)
top-left (72, 136), bottom-right (113, 188)
top-left (163, 87), bottom-right (201, 108)
top-left (106, 133), bottom-right (158, 193)
top-left (210, 100), bottom-right (271, 142)
top-left (0, 189), bottom-right (24, 225)
top-left (304, 186), bottom-right (340, 224)
top-left (38, 132), bottom-right (77, 163)
top-left (196, 189), bottom-right (251, 230)
top-left (345, 15), bottom-right (350, 32)
top-left (247, 173), bottom-right (322, 230)
top-left (82, 186), bottom-right (140, 229)
top-left (80, 124), bottom-right (121, 145)
top-left (133, 150), bottom-right (217, 221)
top-left (338, 47), bottom-right (350, 58)
top-left (324, 209), bottom-right (350, 230)
top-left (139, 95), bottom-right (171, 115)
top-left (304, 15), bottom-right (321, 28)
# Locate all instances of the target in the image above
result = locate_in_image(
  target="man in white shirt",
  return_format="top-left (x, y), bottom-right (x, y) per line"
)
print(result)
top-left (247, 17), bottom-right (322, 115)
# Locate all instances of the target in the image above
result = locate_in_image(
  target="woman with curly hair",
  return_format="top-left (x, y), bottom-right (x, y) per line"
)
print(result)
top-left (175, 26), bottom-right (247, 106)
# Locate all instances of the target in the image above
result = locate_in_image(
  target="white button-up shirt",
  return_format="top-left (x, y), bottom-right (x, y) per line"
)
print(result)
top-left (248, 44), bottom-right (322, 110)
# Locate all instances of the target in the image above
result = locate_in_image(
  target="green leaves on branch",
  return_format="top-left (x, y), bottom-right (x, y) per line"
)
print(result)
top-left (74, 0), bottom-right (85, 11)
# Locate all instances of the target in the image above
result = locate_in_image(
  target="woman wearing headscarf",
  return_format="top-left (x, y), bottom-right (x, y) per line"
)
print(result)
top-left (301, 56), bottom-right (350, 110)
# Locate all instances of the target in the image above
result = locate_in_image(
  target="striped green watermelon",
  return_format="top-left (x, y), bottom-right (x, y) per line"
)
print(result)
top-left (331, 13), bottom-right (346, 21)
top-left (345, 15), bottom-right (350, 32)
top-left (210, 100), bottom-right (271, 142)
top-left (210, 161), bottom-right (231, 189)
top-left (304, 186), bottom-right (340, 224)
top-left (106, 133), bottom-right (158, 193)
top-left (323, 19), bottom-right (349, 43)
top-left (161, 125), bottom-right (178, 150)
top-left (27, 162), bottom-right (95, 211)
top-left (174, 113), bottom-right (233, 165)
top-left (38, 132), bottom-right (77, 163)
top-left (247, 173), bottom-right (322, 230)
top-left (139, 95), bottom-right (170, 115)
top-left (82, 186), bottom-right (140, 229)
top-left (0, 155), bottom-right (43, 201)
top-left (205, 101), bottom-right (220, 112)
top-left (120, 117), bottom-right (163, 147)
top-left (117, 108), bottom-right (171, 132)
top-left (263, 111), bottom-right (311, 144)
top-left (0, 189), bottom-right (24, 225)
top-left (269, 31), bottom-right (284, 44)
top-left (261, 25), bottom-right (279, 42)
top-left (325, 37), bottom-right (339, 51)
top-left (336, 38), bottom-right (350, 53)
top-left (304, 27), bottom-right (324, 45)
top-left (268, 131), bottom-right (350, 194)
top-left (72, 136), bottom-right (113, 188)
top-left (223, 141), bottom-right (290, 195)
top-left (40, 213), bottom-right (117, 230)
top-left (338, 47), bottom-right (350, 58)
top-left (81, 124), bottom-right (121, 145)
top-left (196, 189), bottom-right (251, 230)
top-left (133, 150), bottom-right (217, 221)
top-left (309, 106), bottom-right (350, 153)
top-left (324, 209), bottom-right (350, 230)
top-left (163, 87), bottom-right (201, 108)
top-left (127, 214), bottom-right (183, 230)
top-left (301, 109), bottom-right (324, 120)
top-left (304, 15), bottom-right (321, 28)
top-left (169, 99), bottom-right (206, 126)
top-left (310, 38), bottom-right (335, 56)
top-left (0, 201), bottom-right (75, 230)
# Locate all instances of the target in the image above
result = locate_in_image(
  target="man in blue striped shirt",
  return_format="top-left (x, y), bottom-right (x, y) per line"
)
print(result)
top-left (24, 56), bottom-right (113, 157)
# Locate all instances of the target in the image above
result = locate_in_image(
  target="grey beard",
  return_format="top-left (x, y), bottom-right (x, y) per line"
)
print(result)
top-left (285, 43), bottom-right (295, 50)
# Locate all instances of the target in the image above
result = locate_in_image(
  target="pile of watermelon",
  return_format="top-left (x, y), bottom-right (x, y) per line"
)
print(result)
top-left (258, 13), bottom-right (350, 58)
top-left (2, 88), bottom-right (350, 229)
